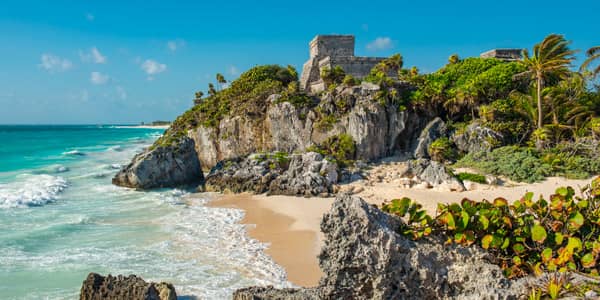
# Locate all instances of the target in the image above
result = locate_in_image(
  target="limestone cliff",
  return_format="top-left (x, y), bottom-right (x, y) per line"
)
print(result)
top-left (114, 80), bottom-right (427, 189)
top-left (188, 83), bottom-right (416, 169)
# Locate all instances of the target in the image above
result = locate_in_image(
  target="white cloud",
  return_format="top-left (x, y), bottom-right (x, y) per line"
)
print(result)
top-left (228, 66), bottom-right (239, 76)
top-left (116, 86), bottom-right (127, 100)
top-left (80, 47), bottom-right (107, 64)
top-left (166, 39), bottom-right (186, 52)
top-left (90, 72), bottom-right (109, 85)
top-left (141, 59), bottom-right (167, 80)
top-left (86, 13), bottom-right (95, 21)
top-left (366, 37), bottom-right (393, 51)
top-left (39, 54), bottom-right (73, 72)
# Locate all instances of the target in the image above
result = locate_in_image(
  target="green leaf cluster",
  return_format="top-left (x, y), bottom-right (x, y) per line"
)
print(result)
top-left (306, 134), bottom-right (356, 167)
top-left (427, 137), bottom-right (456, 162)
top-left (456, 145), bottom-right (600, 183)
top-left (382, 177), bottom-right (600, 278)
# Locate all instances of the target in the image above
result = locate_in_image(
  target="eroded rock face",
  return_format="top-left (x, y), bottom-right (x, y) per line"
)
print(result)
top-left (205, 152), bottom-right (338, 196)
top-left (233, 194), bottom-right (527, 300)
top-left (402, 159), bottom-right (465, 192)
top-left (413, 117), bottom-right (447, 159)
top-left (112, 137), bottom-right (203, 189)
top-left (80, 273), bottom-right (177, 300)
top-left (189, 84), bottom-right (419, 169)
top-left (452, 122), bottom-right (503, 154)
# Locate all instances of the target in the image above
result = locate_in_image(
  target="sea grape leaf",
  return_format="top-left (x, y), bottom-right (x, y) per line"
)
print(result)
top-left (568, 212), bottom-right (584, 230)
top-left (531, 225), bottom-right (547, 243)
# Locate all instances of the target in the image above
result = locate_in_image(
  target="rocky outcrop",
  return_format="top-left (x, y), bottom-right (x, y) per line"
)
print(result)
top-left (80, 273), bottom-right (176, 300)
top-left (413, 117), bottom-right (447, 159)
top-left (205, 152), bottom-right (338, 196)
top-left (188, 83), bottom-right (418, 169)
top-left (401, 159), bottom-right (465, 191)
top-left (452, 122), bottom-right (503, 154)
top-left (233, 194), bottom-right (528, 299)
top-left (112, 137), bottom-right (204, 189)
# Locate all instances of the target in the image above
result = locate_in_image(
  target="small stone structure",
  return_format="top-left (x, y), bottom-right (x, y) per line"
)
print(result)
top-left (480, 49), bottom-right (523, 61)
top-left (300, 35), bottom-right (387, 93)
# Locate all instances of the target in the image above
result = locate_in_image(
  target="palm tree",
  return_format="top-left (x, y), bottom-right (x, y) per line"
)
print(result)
top-left (216, 73), bottom-right (226, 90)
top-left (517, 34), bottom-right (577, 130)
top-left (580, 46), bottom-right (600, 78)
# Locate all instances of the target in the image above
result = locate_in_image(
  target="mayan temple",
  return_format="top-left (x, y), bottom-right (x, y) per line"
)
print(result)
top-left (299, 35), bottom-right (387, 92)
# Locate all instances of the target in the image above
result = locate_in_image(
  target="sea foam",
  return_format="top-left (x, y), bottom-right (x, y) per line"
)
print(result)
top-left (0, 174), bottom-right (68, 208)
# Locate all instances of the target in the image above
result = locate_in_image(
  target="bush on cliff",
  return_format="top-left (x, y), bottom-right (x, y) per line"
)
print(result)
top-left (152, 65), bottom-right (299, 149)
top-left (306, 134), bottom-right (356, 167)
top-left (409, 57), bottom-right (527, 120)
top-left (382, 177), bottom-right (600, 279)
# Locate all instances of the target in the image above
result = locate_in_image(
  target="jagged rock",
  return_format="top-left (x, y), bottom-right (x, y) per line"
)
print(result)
top-left (233, 194), bottom-right (528, 299)
top-left (233, 286), bottom-right (320, 300)
top-left (268, 152), bottom-right (337, 196)
top-left (402, 159), bottom-right (465, 192)
top-left (80, 273), bottom-right (176, 300)
top-left (204, 152), bottom-right (338, 196)
top-left (413, 117), bottom-right (447, 159)
top-left (112, 137), bottom-right (203, 189)
top-left (187, 84), bottom-right (420, 169)
top-left (452, 122), bottom-right (503, 154)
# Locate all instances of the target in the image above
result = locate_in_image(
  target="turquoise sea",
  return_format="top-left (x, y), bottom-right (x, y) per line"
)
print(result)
top-left (0, 125), bottom-right (288, 299)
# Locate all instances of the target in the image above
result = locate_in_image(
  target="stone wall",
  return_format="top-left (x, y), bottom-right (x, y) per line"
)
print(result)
top-left (480, 49), bottom-right (522, 61)
top-left (300, 35), bottom-right (388, 93)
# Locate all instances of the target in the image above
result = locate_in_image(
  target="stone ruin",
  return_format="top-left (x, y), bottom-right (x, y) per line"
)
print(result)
top-left (300, 35), bottom-right (387, 93)
top-left (480, 49), bottom-right (523, 61)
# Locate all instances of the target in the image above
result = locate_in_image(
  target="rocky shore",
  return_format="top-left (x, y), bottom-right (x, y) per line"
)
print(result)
top-left (82, 193), bottom-right (600, 299)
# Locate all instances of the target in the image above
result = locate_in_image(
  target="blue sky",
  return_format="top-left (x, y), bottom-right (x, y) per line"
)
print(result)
top-left (1, 0), bottom-right (599, 124)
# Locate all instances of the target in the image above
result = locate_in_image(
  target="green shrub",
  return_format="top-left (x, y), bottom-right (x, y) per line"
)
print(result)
top-left (428, 137), bottom-right (456, 162)
top-left (306, 134), bottom-right (356, 167)
top-left (455, 146), bottom-right (551, 183)
top-left (315, 114), bottom-right (338, 131)
top-left (321, 66), bottom-right (346, 88)
top-left (342, 74), bottom-right (360, 86)
top-left (457, 172), bottom-right (487, 184)
top-left (382, 177), bottom-right (600, 278)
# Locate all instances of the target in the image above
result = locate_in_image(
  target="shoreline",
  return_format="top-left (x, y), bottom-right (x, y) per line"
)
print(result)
top-left (205, 176), bottom-right (594, 289)
top-left (208, 193), bottom-right (331, 287)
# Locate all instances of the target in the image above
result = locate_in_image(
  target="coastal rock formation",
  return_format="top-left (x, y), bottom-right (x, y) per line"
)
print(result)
top-left (186, 83), bottom-right (418, 170)
top-left (413, 117), bottom-right (447, 159)
top-left (403, 159), bottom-right (465, 191)
top-left (452, 122), bottom-right (503, 154)
top-left (233, 194), bottom-right (527, 299)
top-left (112, 137), bottom-right (203, 189)
top-left (80, 273), bottom-right (177, 300)
top-left (205, 152), bottom-right (338, 196)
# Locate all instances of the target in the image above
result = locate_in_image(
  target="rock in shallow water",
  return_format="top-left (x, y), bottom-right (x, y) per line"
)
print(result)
top-left (80, 273), bottom-right (176, 300)
top-left (112, 137), bottom-right (203, 189)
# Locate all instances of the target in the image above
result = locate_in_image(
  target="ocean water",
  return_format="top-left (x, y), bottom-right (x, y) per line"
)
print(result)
top-left (0, 125), bottom-right (289, 299)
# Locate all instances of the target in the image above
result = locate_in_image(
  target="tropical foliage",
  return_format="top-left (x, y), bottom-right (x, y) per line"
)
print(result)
top-left (382, 177), bottom-right (600, 279)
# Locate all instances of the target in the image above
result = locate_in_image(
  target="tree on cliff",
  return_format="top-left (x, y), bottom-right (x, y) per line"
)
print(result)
top-left (581, 46), bottom-right (600, 78)
top-left (216, 73), bottom-right (227, 90)
top-left (208, 83), bottom-right (217, 96)
top-left (193, 91), bottom-right (204, 105)
top-left (448, 54), bottom-right (460, 64)
top-left (517, 34), bottom-right (576, 130)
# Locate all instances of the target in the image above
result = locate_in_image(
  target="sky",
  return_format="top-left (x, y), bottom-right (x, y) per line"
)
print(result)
top-left (0, 0), bottom-right (599, 124)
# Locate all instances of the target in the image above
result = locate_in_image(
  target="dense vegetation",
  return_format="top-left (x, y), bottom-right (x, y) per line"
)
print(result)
top-left (382, 178), bottom-right (600, 280)
top-left (152, 34), bottom-right (600, 184)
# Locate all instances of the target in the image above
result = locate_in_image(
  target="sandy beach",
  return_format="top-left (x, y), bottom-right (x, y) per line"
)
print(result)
top-left (208, 175), bottom-right (594, 287)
